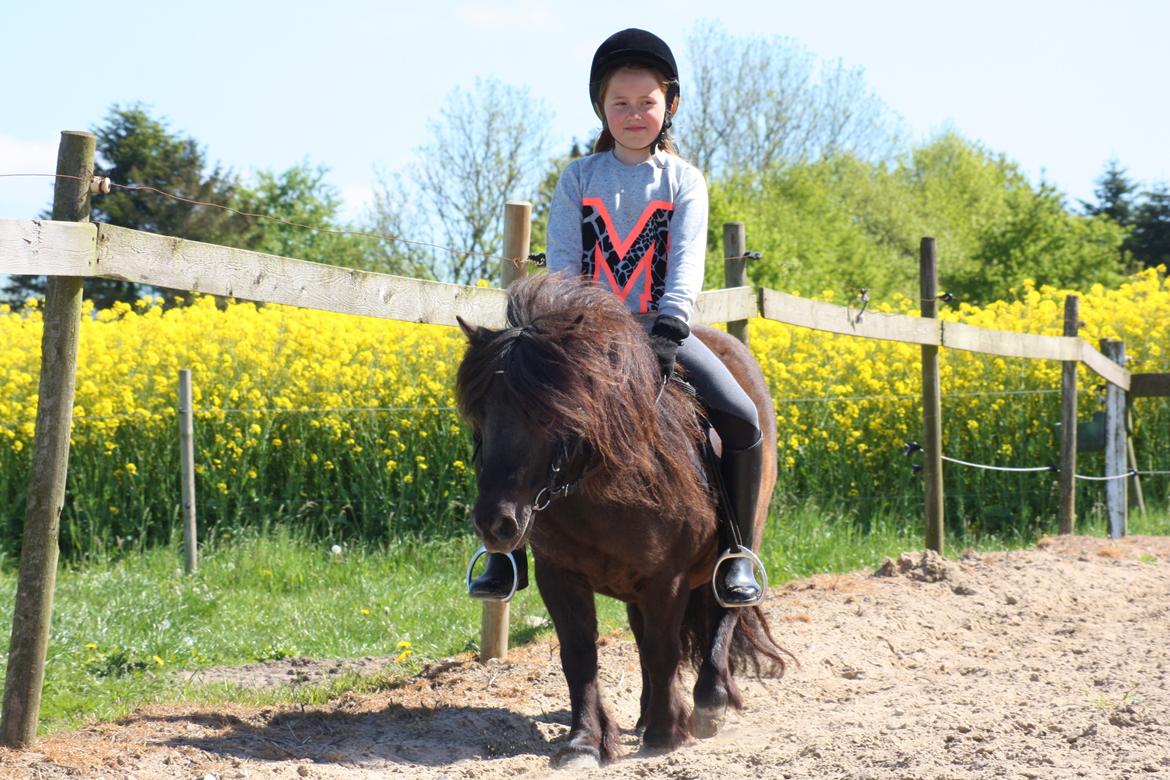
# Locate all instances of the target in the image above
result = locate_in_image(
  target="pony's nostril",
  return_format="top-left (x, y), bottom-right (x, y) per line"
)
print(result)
top-left (473, 502), bottom-right (521, 544)
top-left (490, 510), bottom-right (520, 539)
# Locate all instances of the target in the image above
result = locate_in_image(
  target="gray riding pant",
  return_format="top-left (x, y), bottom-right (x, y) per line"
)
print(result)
top-left (676, 332), bottom-right (761, 451)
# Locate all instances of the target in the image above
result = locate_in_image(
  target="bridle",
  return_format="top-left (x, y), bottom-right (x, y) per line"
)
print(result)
top-left (533, 436), bottom-right (602, 511)
top-left (471, 432), bottom-right (602, 513)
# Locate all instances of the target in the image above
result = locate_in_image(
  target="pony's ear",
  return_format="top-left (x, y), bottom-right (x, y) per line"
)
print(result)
top-left (456, 315), bottom-right (490, 346)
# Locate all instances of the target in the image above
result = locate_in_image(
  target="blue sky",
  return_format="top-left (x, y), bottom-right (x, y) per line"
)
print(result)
top-left (2, 0), bottom-right (1167, 224)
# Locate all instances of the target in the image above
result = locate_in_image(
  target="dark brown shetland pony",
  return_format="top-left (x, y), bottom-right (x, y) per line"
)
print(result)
top-left (455, 274), bottom-right (789, 768)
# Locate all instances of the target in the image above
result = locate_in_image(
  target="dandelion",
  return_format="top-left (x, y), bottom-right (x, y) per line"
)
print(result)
top-left (395, 640), bottom-right (413, 663)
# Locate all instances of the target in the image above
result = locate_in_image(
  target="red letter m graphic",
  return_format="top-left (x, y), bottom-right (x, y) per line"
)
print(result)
top-left (582, 197), bottom-right (673, 313)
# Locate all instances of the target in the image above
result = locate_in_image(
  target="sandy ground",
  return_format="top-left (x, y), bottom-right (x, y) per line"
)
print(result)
top-left (2, 534), bottom-right (1168, 779)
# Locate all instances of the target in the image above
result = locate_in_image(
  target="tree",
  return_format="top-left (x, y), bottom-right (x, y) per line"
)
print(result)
top-left (1129, 184), bottom-right (1170, 269)
top-left (682, 20), bottom-right (903, 177)
top-left (385, 77), bottom-right (552, 285)
top-left (232, 161), bottom-right (386, 273)
top-left (1082, 159), bottom-right (1138, 225)
top-left (361, 169), bottom-right (440, 280)
top-left (705, 133), bottom-right (1128, 304)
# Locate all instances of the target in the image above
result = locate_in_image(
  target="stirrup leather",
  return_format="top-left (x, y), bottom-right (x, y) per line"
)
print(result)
top-left (711, 546), bottom-right (768, 608)
top-left (465, 546), bottom-right (520, 603)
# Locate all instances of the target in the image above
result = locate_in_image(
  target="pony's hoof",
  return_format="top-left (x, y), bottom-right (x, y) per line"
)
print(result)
top-left (553, 743), bottom-right (601, 770)
top-left (557, 753), bottom-right (600, 770)
top-left (692, 703), bottom-right (726, 739)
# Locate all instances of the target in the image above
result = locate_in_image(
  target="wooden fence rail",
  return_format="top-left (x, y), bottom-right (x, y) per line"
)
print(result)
top-left (0, 218), bottom-right (1131, 389)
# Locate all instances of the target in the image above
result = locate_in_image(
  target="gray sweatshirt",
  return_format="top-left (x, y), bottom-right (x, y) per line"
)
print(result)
top-left (546, 149), bottom-right (709, 324)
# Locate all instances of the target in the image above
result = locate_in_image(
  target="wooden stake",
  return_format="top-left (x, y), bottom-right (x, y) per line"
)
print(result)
top-left (920, 238), bottom-right (944, 554)
top-left (480, 201), bottom-right (532, 662)
top-left (1057, 295), bottom-right (1079, 534)
top-left (500, 201), bottom-right (531, 290)
top-left (723, 222), bottom-right (749, 346)
top-left (1126, 406), bottom-right (1145, 515)
top-left (1, 131), bottom-right (94, 748)
top-left (179, 369), bottom-right (198, 573)
top-left (1102, 340), bottom-right (1127, 539)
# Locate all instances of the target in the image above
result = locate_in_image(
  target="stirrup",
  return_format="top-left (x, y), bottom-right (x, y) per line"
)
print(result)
top-left (711, 547), bottom-right (768, 608)
top-left (465, 546), bottom-right (519, 603)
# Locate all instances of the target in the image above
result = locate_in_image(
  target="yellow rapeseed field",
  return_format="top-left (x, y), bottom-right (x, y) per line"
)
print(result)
top-left (0, 268), bottom-right (1166, 553)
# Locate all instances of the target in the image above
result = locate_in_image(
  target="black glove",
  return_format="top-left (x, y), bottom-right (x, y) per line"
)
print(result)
top-left (648, 314), bottom-right (690, 381)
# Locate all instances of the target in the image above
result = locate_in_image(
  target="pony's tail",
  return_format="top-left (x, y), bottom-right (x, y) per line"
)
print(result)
top-left (681, 588), bottom-right (794, 710)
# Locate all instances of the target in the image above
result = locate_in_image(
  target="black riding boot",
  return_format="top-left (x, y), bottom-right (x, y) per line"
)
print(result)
top-left (468, 548), bottom-right (528, 600)
top-left (715, 435), bottom-right (766, 607)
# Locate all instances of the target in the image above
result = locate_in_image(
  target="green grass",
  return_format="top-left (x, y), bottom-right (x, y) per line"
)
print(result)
top-left (1, 504), bottom-right (1166, 735)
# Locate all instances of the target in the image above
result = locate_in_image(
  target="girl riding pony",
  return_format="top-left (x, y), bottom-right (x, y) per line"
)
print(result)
top-left (469, 28), bottom-right (768, 608)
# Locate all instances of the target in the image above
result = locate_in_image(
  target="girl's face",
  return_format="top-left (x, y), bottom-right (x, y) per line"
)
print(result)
top-left (601, 67), bottom-right (667, 161)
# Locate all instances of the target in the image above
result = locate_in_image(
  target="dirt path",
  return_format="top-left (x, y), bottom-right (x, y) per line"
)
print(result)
top-left (3, 535), bottom-right (1168, 779)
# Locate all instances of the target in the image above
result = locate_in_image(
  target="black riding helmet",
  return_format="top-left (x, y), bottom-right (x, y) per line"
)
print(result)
top-left (589, 28), bottom-right (680, 150)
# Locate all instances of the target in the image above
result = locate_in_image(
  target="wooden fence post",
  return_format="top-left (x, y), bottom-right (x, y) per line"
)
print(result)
top-left (480, 201), bottom-right (531, 663)
top-left (1057, 295), bottom-right (1079, 534)
top-left (723, 222), bottom-right (749, 346)
top-left (919, 237), bottom-right (944, 555)
top-left (500, 201), bottom-right (531, 290)
top-left (1102, 339), bottom-right (1127, 539)
top-left (178, 369), bottom-right (198, 574)
top-left (1, 131), bottom-right (94, 748)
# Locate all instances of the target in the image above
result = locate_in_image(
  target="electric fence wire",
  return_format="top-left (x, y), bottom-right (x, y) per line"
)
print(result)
top-left (776, 388), bottom-right (1061, 405)
top-left (904, 441), bottom-right (1162, 483)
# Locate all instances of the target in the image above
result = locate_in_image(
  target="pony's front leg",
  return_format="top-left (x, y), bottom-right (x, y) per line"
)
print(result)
top-left (637, 575), bottom-right (692, 752)
top-left (535, 559), bottom-right (621, 768)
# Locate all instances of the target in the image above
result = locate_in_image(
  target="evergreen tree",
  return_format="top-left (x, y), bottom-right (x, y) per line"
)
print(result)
top-left (1082, 159), bottom-right (1137, 225)
top-left (1130, 184), bottom-right (1170, 269)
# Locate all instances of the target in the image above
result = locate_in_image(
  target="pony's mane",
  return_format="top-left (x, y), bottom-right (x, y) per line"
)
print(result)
top-left (456, 274), bottom-right (710, 514)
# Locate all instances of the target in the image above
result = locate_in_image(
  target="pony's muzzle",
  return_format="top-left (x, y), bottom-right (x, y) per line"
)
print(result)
top-left (472, 500), bottom-right (529, 552)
